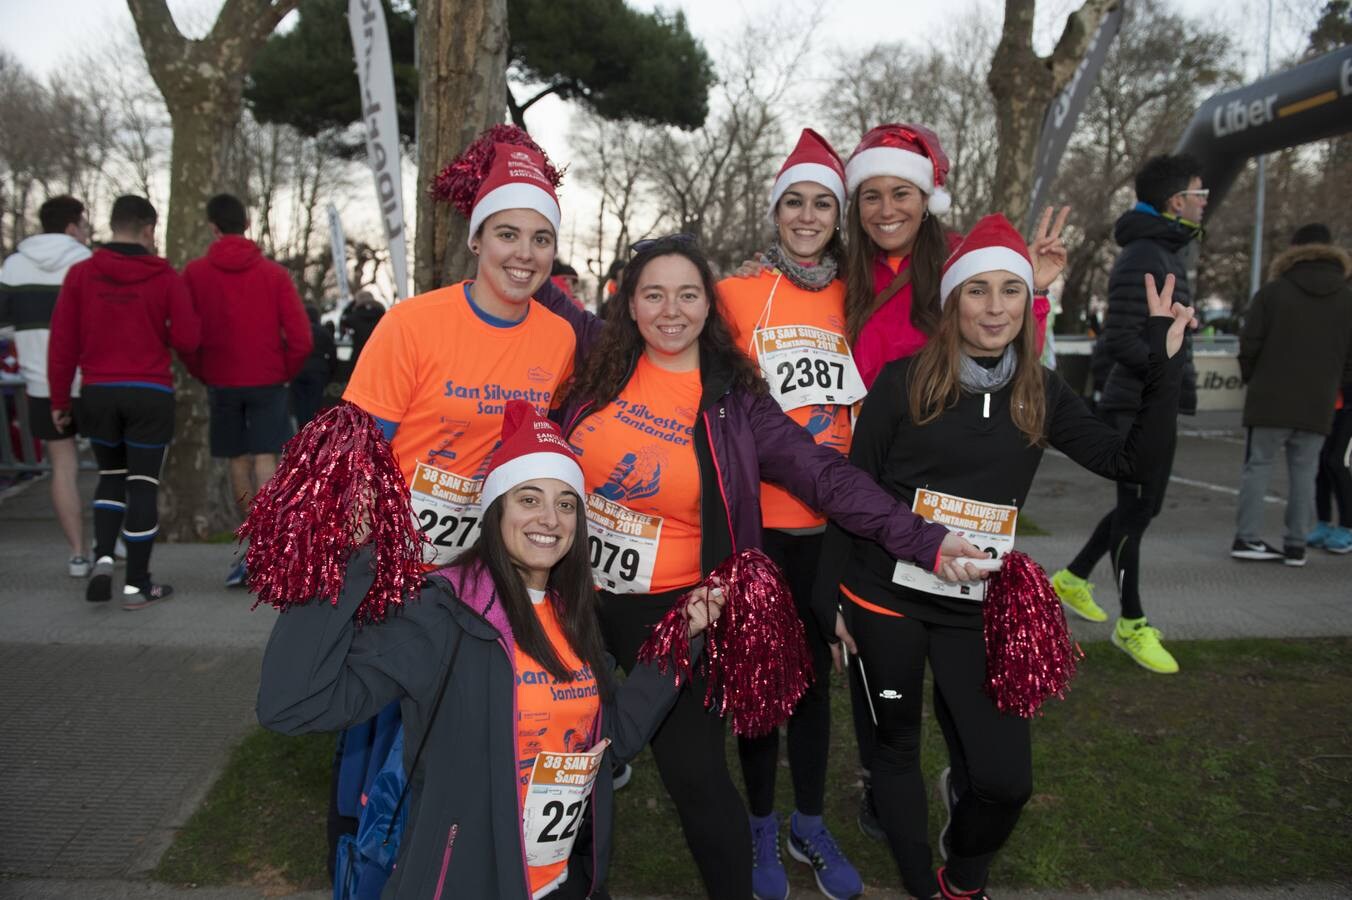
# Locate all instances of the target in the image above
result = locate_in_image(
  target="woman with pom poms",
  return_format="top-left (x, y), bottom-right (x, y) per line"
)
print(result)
top-left (320, 125), bottom-right (580, 876)
top-left (814, 214), bottom-right (1193, 900)
top-left (533, 233), bottom-right (989, 899)
top-left (258, 400), bottom-right (728, 899)
top-left (715, 128), bottom-right (866, 900)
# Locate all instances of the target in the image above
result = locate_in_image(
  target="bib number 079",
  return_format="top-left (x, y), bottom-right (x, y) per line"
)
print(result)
top-left (417, 509), bottom-right (478, 549)
top-left (589, 535), bottom-right (639, 582)
top-left (777, 357), bottom-right (844, 394)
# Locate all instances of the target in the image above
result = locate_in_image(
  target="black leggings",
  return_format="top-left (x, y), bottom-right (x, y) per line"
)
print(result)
top-left (851, 602), bottom-right (1031, 898)
top-left (1316, 406), bottom-right (1352, 527)
top-left (1067, 410), bottom-right (1177, 620)
top-left (599, 589), bottom-right (752, 900)
top-left (736, 530), bottom-right (833, 817)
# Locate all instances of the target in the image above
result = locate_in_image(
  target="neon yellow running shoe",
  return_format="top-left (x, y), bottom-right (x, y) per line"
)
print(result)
top-left (1050, 568), bottom-right (1107, 622)
top-left (1112, 617), bottom-right (1179, 674)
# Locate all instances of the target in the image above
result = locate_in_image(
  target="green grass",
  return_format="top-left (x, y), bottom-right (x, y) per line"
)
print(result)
top-left (157, 638), bottom-right (1352, 894)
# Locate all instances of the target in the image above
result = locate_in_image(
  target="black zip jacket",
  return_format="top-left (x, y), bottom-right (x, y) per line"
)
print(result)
top-left (814, 317), bottom-right (1183, 632)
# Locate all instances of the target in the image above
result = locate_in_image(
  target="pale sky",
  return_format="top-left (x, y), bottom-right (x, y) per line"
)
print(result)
top-left (0, 0), bottom-right (1323, 298)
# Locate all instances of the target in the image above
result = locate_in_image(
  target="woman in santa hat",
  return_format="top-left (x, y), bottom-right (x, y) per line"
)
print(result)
top-left (840, 123), bottom-right (1066, 390)
top-left (533, 232), bottom-right (987, 899)
top-left (259, 401), bottom-right (727, 899)
top-left (815, 215), bottom-right (1193, 899)
top-left (323, 125), bottom-right (581, 875)
top-left (717, 128), bottom-right (864, 900)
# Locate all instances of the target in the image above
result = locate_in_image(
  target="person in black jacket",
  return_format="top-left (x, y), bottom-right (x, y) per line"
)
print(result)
top-left (1050, 154), bottom-right (1204, 675)
top-left (817, 215), bottom-right (1192, 900)
top-left (1232, 223), bottom-right (1352, 564)
top-left (290, 304), bottom-right (337, 427)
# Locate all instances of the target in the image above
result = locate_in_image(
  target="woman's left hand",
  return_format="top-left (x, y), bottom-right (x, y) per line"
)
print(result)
top-left (1029, 205), bottom-right (1071, 292)
top-left (685, 583), bottom-right (727, 637)
top-left (1145, 273), bottom-right (1198, 358)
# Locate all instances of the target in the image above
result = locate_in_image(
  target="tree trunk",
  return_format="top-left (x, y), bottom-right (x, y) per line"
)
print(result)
top-left (126, 0), bottom-right (300, 539)
top-left (413, 0), bottom-right (508, 294)
top-left (988, 0), bottom-right (1117, 228)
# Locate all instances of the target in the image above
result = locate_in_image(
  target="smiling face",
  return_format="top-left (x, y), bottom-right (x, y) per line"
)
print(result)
top-left (774, 181), bottom-right (839, 264)
top-left (628, 253), bottom-right (710, 371)
top-left (856, 175), bottom-right (927, 255)
top-left (955, 270), bottom-right (1029, 357)
top-left (470, 208), bottom-right (556, 321)
top-left (499, 478), bottom-right (578, 590)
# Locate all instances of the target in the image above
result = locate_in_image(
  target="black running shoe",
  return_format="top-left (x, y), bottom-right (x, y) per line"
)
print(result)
top-left (857, 775), bottom-right (885, 843)
top-left (86, 557), bottom-right (114, 603)
top-left (1230, 538), bottom-right (1283, 561)
top-left (612, 761), bottom-right (632, 791)
top-left (1283, 545), bottom-right (1307, 567)
top-left (122, 582), bottom-right (174, 611)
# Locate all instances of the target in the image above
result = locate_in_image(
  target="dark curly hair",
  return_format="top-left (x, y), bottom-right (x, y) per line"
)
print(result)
top-left (562, 236), bottom-right (766, 411)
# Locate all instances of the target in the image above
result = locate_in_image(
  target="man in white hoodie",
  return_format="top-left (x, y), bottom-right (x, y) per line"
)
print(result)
top-left (0, 196), bottom-right (93, 575)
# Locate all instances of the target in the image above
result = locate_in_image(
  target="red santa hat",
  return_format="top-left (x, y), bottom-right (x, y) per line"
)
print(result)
top-left (844, 123), bottom-right (952, 216)
top-left (480, 400), bottom-right (585, 511)
top-left (768, 128), bottom-right (847, 222)
top-left (939, 214), bottom-right (1034, 306)
top-left (465, 143), bottom-right (562, 249)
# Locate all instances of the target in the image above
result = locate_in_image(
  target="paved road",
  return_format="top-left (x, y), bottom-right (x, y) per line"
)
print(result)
top-left (0, 410), bottom-right (1347, 899)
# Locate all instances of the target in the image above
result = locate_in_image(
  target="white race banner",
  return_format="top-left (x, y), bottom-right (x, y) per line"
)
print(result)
top-left (327, 203), bottom-right (352, 305)
top-left (348, 0), bottom-right (409, 300)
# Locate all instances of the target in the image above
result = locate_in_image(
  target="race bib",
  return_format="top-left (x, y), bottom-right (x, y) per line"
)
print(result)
top-left (585, 494), bottom-right (661, 594)
top-left (892, 488), bottom-right (1018, 602)
top-left (522, 740), bottom-right (610, 868)
top-left (755, 324), bottom-right (867, 411)
top-left (410, 462), bottom-right (484, 566)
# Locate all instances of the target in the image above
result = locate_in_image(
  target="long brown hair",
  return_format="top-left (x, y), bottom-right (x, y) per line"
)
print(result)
top-left (906, 285), bottom-right (1046, 446)
top-left (453, 494), bottom-right (612, 700)
top-left (842, 191), bottom-right (950, 342)
top-left (562, 236), bottom-right (766, 411)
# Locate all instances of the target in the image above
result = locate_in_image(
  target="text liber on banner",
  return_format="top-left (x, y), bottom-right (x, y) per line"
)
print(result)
top-left (410, 462), bottom-right (483, 566)
top-left (892, 488), bottom-right (1018, 602)
top-left (585, 494), bottom-right (661, 594)
top-left (522, 740), bottom-right (610, 868)
top-left (754, 324), bottom-right (867, 411)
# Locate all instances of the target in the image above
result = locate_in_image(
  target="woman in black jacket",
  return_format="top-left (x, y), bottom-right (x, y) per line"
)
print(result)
top-left (816, 215), bottom-right (1194, 900)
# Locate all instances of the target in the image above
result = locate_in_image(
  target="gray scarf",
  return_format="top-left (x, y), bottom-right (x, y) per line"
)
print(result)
top-left (959, 346), bottom-right (1017, 393)
top-left (764, 241), bottom-right (838, 292)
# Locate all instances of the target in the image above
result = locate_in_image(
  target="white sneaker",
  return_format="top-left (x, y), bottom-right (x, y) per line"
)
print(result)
top-left (68, 556), bottom-right (92, 578)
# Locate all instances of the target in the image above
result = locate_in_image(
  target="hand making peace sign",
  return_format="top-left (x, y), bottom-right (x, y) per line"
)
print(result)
top-left (1145, 273), bottom-right (1198, 359)
top-left (1029, 205), bottom-right (1071, 292)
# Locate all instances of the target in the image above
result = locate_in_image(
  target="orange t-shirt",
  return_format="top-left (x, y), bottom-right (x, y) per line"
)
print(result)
top-left (514, 593), bottom-right (600, 897)
top-left (568, 355), bottom-right (703, 593)
top-left (719, 270), bottom-right (854, 529)
top-left (343, 281), bottom-right (576, 564)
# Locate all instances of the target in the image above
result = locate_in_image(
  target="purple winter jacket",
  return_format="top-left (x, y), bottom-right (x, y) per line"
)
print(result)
top-left (538, 281), bottom-right (947, 580)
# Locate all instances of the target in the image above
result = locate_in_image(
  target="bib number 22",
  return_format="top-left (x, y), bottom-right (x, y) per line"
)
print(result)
top-left (777, 357), bottom-right (844, 394)
top-left (537, 799), bottom-right (584, 844)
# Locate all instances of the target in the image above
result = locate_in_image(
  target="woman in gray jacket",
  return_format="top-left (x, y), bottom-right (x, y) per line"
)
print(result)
top-left (257, 401), bottom-right (722, 899)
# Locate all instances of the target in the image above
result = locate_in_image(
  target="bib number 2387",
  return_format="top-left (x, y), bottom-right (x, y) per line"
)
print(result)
top-left (755, 325), bottom-right (866, 411)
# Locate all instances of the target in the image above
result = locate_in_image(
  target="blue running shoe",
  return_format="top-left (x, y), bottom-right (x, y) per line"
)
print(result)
top-left (1308, 521), bottom-right (1333, 550)
top-left (1323, 526), bottom-right (1352, 555)
top-left (750, 813), bottom-right (788, 900)
top-left (225, 558), bottom-right (248, 588)
top-left (787, 812), bottom-right (863, 900)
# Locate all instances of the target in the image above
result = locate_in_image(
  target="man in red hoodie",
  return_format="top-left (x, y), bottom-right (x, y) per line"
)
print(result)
top-left (183, 193), bottom-right (311, 587)
top-left (47, 194), bottom-right (201, 609)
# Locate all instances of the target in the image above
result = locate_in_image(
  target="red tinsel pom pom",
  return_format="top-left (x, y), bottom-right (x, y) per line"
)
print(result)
top-left (429, 124), bottom-right (565, 218)
top-left (239, 402), bottom-right (427, 625)
top-left (982, 551), bottom-right (1082, 717)
top-left (636, 548), bottom-right (814, 738)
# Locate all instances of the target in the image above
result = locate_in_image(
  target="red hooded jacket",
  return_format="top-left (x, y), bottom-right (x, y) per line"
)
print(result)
top-left (182, 235), bottom-right (312, 387)
top-left (47, 246), bottom-right (201, 410)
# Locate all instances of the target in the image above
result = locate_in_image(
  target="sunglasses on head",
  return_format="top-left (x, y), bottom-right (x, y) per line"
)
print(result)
top-left (629, 232), bottom-right (698, 256)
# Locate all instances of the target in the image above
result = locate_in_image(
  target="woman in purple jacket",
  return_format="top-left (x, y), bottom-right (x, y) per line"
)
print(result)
top-left (541, 235), bottom-right (984, 900)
